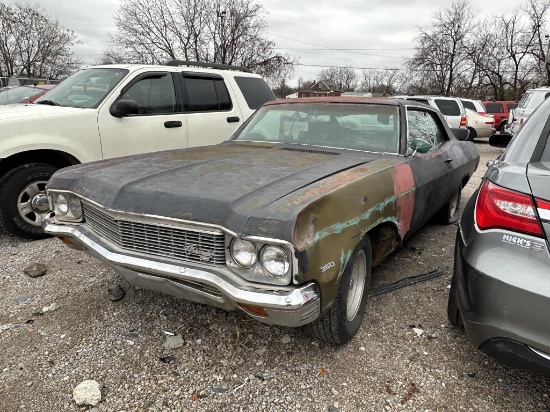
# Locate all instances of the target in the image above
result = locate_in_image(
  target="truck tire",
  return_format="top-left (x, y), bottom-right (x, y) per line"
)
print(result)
top-left (0, 163), bottom-right (58, 239)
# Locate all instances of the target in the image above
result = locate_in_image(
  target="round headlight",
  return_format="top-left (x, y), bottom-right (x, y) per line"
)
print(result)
top-left (260, 245), bottom-right (290, 278)
top-left (56, 194), bottom-right (69, 215)
top-left (230, 238), bottom-right (257, 268)
top-left (69, 196), bottom-right (82, 219)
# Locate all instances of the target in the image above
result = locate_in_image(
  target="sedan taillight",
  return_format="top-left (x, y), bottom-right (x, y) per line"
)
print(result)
top-left (460, 116), bottom-right (467, 127)
top-left (475, 181), bottom-right (544, 237)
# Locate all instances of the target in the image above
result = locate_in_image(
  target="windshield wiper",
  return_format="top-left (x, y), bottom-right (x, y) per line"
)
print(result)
top-left (36, 100), bottom-right (60, 106)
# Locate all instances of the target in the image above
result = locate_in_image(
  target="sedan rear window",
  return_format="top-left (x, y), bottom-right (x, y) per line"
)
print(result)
top-left (434, 99), bottom-right (461, 116)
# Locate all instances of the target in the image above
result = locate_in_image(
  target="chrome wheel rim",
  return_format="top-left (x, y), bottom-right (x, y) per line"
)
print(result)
top-left (17, 180), bottom-right (50, 227)
top-left (346, 249), bottom-right (367, 321)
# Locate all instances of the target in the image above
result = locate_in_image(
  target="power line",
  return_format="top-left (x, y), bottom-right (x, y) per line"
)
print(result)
top-left (294, 63), bottom-right (402, 71)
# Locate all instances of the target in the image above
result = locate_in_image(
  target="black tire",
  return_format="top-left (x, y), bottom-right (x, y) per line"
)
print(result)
top-left (308, 235), bottom-right (372, 344)
top-left (467, 127), bottom-right (476, 141)
top-left (438, 187), bottom-right (461, 224)
top-left (499, 121), bottom-right (507, 133)
top-left (447, 235), bottom-right (464, 327)
top-left (0, 163), bottom-right (58, 239)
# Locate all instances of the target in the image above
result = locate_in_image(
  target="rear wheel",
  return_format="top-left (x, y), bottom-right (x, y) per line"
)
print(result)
top-left (308, 236), bottom-right (372, 344)
top-left (438, 187), bottom-right (461, 224)
top-left (448, 235), bottom-right (464, 327)
top-left (467, 127), bottom-right (477, 141)
top-left (0, 163), bottom-right (58, 239)
top-left (498, 121), bottom-right (507, 133)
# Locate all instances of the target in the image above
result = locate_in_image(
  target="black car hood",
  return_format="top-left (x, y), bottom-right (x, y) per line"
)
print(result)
top-left (51, 142), bottom-right (382, 235)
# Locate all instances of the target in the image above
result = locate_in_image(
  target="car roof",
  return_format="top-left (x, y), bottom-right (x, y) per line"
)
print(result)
top-left (89, 62), bottom-right (261, 77)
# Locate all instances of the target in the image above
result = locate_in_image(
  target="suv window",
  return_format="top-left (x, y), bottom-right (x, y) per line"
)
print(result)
top-left (407, 109), bottom-right (447, 150)
top-left (485, 103), bottom-right (503, 113)
top-left (434, 99), bottom-right (461, 116)
top-left (508, 103), bottom-right (518, 110)
top-left (407, 98), bottom-right (430, 106)
top-left (234, 76), bottom-right (276, 109)
top-left (121, 73), bottom-right (176, 115)
top-left (542, 134), bottom-right (550, 161)
top-left (181, 76), bottom-right (232, 112)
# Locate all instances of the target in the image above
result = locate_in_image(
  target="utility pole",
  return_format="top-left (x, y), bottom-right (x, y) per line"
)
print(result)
top-left (217, 9), bottom-right (227, 64)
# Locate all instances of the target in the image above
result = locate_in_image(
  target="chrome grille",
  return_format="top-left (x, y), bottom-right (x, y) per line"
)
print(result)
top-left (82, 202), bottom-right (226, 266)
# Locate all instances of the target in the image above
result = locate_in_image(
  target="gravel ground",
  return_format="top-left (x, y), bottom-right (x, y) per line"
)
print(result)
top-left (1, 140), bottom-right (549, 412)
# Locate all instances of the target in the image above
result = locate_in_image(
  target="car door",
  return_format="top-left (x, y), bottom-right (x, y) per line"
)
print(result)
top-left (406, 108), bottom-right (455, 234)
top-left (177, 72), bottom-right (243, 147)
top-left (97, 71), bottom-right (188, 159)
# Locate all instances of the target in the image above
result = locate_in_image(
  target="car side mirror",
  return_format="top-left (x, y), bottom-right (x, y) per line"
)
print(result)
top-left (451, 127), bottom-right (470, 141)
top-left (110, 99), bottom-right (139, 117)
top-left (489, 133), bottom-right (512, 148)
top-left (409, 138), bottom-right (431, 154)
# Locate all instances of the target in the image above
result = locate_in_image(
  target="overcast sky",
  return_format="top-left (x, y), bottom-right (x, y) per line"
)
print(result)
top-left (5, 0), bottom-right (522, 86)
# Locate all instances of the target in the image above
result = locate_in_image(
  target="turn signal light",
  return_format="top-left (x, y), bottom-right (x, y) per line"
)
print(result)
top-left (475, 181), bottom-right (543, 237)
top-left (237, 303), bottom-right (268, 317)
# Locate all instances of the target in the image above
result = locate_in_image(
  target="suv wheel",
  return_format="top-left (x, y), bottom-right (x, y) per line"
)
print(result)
top-left (0, 163), bottom-right (58, 239)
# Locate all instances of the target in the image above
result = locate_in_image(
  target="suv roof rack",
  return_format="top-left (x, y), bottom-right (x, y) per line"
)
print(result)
top-left (164, 60), bottom-right (252, 73)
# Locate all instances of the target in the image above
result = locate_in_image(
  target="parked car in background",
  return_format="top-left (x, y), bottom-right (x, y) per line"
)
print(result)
top-left (465, 108), bottom-right (495, 140)
top-left (483, 100), bottom-right (518, 133)
top-left (460, 98), bottom-right (486, 115)
top-left (43, 97), bottom-right (479, 344)
top-left (395, 95), bottom-right (468, 131)
top-left (0, 60), bottom-right (275, 239)
top-left (448, 96), bottom-right (550, 377)
top-left (0, 84), bottom-right (55, 105)
top-left (507, 87), bottom-right (550, 135)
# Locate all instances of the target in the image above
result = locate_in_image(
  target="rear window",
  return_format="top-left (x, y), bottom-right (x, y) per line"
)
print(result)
top-left (434, 99), bottom-right (461, 116)
top-left (461, 100), bottom-right (476, 111)
top-left (542, 134), bottom-right (550, 161)
top-left (234, 76), bottom-right (275, 109)
top-left (485, 103), bottom-right (503, 113)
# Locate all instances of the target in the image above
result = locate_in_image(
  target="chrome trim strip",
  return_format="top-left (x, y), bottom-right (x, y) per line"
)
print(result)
top-left (530, 346), bottom-right (550, 361)
top-left (43, 220), bottom-right (319, 315)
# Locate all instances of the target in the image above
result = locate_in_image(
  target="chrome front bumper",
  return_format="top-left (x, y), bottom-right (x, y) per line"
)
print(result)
top-left (44, 219), bottom-right (321, 327)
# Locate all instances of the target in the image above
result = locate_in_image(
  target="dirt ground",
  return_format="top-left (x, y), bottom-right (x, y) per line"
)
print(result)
top-left (1, 140), bottom-right (549, 411)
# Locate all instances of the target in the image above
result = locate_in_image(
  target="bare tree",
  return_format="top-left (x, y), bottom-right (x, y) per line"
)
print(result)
top-left (317, 66), bottom-right (358, 92)
top-left (0, 4), bottom-right (79, 80)
top-left (105, 0), bottom-right (292, 81)
top-left (406, 0), bottom-right (479, 95)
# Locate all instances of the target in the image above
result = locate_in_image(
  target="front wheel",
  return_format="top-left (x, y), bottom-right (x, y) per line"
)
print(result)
top-left (308, 236), bottom-right (372, 344)
top-left (0, 163), bottom-right (58, 239)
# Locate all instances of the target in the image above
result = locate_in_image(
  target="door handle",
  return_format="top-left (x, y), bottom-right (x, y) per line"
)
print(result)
top-left (227, 116), bottom-right (240, 123)
top-left (444, 158), bottom-right (453, 163)
top-left (164, 121), bottom-right (182, 128)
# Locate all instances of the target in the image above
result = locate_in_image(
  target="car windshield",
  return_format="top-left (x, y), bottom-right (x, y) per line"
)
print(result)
top-left (34, 68), bottom-right (129, 108)
top-left (233, 103), bottom-right (400, 153)
top-left (0, 86), bottom-right (44, 105)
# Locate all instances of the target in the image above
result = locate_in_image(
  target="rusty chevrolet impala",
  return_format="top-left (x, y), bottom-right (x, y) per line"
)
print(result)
top-left (43, 97), bottom-right (479, 344)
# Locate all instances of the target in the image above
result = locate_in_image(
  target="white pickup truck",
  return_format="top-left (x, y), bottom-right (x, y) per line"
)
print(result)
top-left (0, 61), bottom-right (275, 238)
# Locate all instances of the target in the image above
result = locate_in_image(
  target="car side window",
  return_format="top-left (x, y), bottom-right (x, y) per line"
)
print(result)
top-left (120, 73), bottom-right (176, 115)
top-left (180, 75), bottom-right (232, 112)
top-left (485, 103), bottom-right (503, 113)
top-left (407, 109), bottom-right (447, 151)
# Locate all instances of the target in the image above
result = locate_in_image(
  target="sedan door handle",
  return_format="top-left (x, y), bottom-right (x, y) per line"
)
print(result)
top-left (164, 121), bottom-right (182, 128)
top-left (444, 158), bottom-right (453, 163)
top-left (227, 116), bottom-right (240, 123)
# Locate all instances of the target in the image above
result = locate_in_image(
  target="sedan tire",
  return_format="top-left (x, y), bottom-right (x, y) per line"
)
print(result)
top-left (0, 163), bottom-right (57, 239)
top-left (438, 187), bottom-right (461, 224)
top-left (308, 235), bottom-right (372, 344)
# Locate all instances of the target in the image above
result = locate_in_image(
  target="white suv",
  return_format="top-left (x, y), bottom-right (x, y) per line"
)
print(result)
top-left (507, 87), bottom-right (550, 135)
top-left (396, 95), bottom-right (468, 129)
top-left (0, 61), bottom-right (275, 238)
